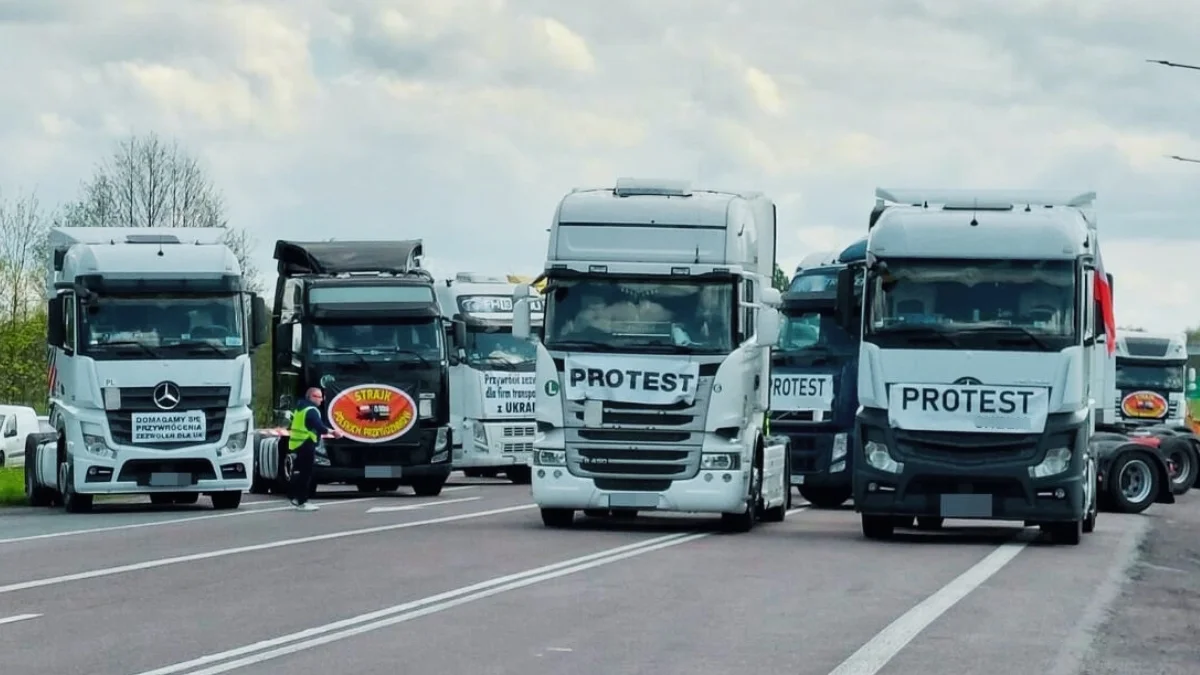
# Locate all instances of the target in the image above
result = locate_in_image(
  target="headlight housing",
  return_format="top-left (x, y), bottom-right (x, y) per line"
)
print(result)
top-left (220, 420), bottom-right (250, 456)
top-left (864, 441), bottom-right (903, 474)
top-left (534, 449), bottom-right (566, 466)
top-left (1029, 447), bottom-right (1071, 478)
top-left (80, 422), bottom-right (115, 459)
top-left (831, 433), bottom-right (848, 461)
top-left (700, 453), bottom-right (740, 470)
top-left (472, 421), bottom-right (488, 447)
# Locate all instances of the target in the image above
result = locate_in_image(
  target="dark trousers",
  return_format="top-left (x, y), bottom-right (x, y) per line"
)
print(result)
top-left (287, 440), bottom-right (316, 504)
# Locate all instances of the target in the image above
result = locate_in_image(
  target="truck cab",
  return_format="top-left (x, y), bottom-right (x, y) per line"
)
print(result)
top-left (772, 237), bottom-right (865, 507)
top-left (1113, 331), bottom-right (1191, 429)
top-left (841, 188), bottom-right (1105, 545)
top-left (27, 227), bottom-right (269, 512)
top-left (251, 240), bottom-right (453, 497)
top-left (510, 177), bottom-right (788, 532)
top-left (437, 272), bottom-right (544, 483)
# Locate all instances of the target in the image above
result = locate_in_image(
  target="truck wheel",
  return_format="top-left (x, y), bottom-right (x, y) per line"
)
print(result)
top-left (211, 491), bottom-right (242, 509)
top-left (541, 507), bottom-right (575, 527)
top-left (799, 485), bottom-right (852, 509)
top-left (1162, 437), bottom-right (1198, 495)
top-left (506, 466), bottom-right (531, 484)
top-left (1082, 458), bottom-right (1098, 534)
top-left (411, 477), bottom-right (445, 497)
top-left (915, 516), bottom-right (944, 530)
top-left (761, 460), bottom-right (789, 523)
top-left (249, 437), bottom-right (271, 494)
top-left (1107, 451), bottom-right (1159, 514)
top-left (722, 464), bottom-right (762, 533)
top-left (58, 462), bottom-right (93, 514)
top-left (24, 435), bottom-right (56, 507)
top-left (1042, 518), bottom-right (1083, 545)
top-left (862, 514), bottom-right (895, 540)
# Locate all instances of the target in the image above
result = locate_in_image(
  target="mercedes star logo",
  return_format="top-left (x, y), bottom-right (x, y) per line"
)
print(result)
top-left (954, 377), bottom-right (982, 386)
top-left (153, 381), bottom-right (182, 410)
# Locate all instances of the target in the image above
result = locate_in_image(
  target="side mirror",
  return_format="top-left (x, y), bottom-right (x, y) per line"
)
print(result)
top-left (512, 284), bottom-right (533, 340)
top-left (760, 287), bottom-right (782, 308)
top-left (453, 320), bottom-right (467, 348)
top-left (1189, 368), bottom-right (1196, 390)
top-left (275, 323), bottom-right (293, 366)
top-left (756, 308), bottom-right (780, 348)
top-left (251, 296), bottom-right (270, 348)
top-left (835, 266), bottom-right (857, 333)
top-left (47, 296), bottom-right (65, 347)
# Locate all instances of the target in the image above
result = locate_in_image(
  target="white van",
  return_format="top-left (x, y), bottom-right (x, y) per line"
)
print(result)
top-left (0, 405), bottom-right (45, 468)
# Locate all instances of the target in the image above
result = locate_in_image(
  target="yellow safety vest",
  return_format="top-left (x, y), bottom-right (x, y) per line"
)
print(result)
top-left (288, 405), bottom-right (319, 450)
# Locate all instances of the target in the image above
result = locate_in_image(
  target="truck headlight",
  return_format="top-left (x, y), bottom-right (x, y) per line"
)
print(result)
top-left (220, 420), bottom-right (250, 456)
top-left (832, 433), bottom-right (848, 461)
top-left (1029, 447), bottom-right (1071, 478)
top-left (701, 453), bottom-right (740, 470)
top-left (419, 396), bottom-right (434, 418)
top-left (534, 449), bottom-right (566, 466)
top-left (435, 426), bottom-right (449, 451)
top-left (472, 421), bottom-right (487, 447)
top-left (865, 441), bottom-right (903, 474)
top-left (80, 422), bottom-right (115, 459)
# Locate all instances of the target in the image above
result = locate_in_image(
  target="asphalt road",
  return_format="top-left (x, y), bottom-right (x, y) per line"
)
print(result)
top-left (0, 475), bottom-right (1193, 675)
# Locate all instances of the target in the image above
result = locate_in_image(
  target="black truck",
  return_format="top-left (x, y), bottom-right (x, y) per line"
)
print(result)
top-left (250, 240), bottom-right (453, 497)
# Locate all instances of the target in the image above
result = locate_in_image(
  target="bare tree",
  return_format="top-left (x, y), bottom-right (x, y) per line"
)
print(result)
top-left (0, 187), bottom-right (51, 323)
top-left (58, 132), bottom-right (262, 292)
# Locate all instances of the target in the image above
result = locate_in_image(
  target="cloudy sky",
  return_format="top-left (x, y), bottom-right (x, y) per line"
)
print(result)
top-left (2, 0), bottom-right (1200, 332)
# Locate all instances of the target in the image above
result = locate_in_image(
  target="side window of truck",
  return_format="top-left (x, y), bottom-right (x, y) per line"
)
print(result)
top-left (64, 295), bottom-right (76, 352)
top-left (740, 278), bottom-right (756, 342)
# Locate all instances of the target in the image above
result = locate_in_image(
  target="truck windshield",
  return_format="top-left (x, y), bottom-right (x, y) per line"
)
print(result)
top-left (463, 326), bottom-right (536, 370)
top-left (788, 269), bottom-right (837, 293)
top-left (81, 294), bottom-right (245, 359)
top-left (543, 277), bottom-right (734, 353)
top-left (778, 310), bottom-right (857, 356)
top-left (1116, 363), bottom-right (1185, 391)
top-left (864, 258), bottom-right (1077, 351)
top-left (310, 320), bottom-right (443, 362)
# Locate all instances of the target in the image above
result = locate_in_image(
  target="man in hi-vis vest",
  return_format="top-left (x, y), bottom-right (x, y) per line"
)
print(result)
top-left (288, 386), bottom-right (342, 511)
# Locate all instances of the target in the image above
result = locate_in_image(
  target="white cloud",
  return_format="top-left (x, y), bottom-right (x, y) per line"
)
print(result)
top-left (1, 0), bottom-right (1199, 332)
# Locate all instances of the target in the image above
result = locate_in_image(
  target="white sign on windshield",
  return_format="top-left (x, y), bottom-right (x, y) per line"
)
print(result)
top-left (459, 295), bottom-right (543, 314)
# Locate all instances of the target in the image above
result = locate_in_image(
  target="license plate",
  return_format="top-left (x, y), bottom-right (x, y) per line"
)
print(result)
top-left (940, 494), bottom-right (992, 518)
top-left (608, 492), bottom-right (658, 508)
top-left (791, 475), bottom-right (806, 485)
top-left (365, 465), bottom-right (402, 479)
top-left (149, 472), bottom-right (192, 487)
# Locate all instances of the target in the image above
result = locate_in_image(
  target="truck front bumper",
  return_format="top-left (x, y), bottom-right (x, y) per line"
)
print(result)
top-left (531, 466), bottom-right (750, 513)
top-left (314, 426), bottom-right (452, 484)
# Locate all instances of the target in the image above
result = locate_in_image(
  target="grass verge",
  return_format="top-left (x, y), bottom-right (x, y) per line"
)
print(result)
top-left (0, 467), bottom-right (26, 506)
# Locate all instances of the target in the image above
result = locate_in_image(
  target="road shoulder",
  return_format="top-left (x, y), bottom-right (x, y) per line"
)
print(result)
top-left (1078, 498), bottom-right (1200, 675)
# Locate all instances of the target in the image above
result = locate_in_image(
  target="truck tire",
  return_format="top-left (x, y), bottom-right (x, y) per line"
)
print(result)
top-left (249, 436), bottom-right (272, 494)
top-left (799, 485), bottom-right (852, 509)
top-left (411, 477), bottom-right (445, 497)
top-left (1161, 437), bottom-right (1198, 495)
top-left (721, 458), bottom-right (762, 533)
top-left (541, 507), bottom-right (574, 527)
top-left (506, 465), bottom-right (531, 484)
top-left (211, 491), bottom-right (242, 510)
top-left (58, 462), bottom-right (93, 514)
top-left (861, 514), bottom-right (895, 540)
top-left (1106, 451), bottom-right (1160, 514)
top-left (24, 434), bottom-right (56, 507)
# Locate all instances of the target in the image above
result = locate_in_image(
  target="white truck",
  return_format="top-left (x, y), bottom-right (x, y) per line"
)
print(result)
top-left (1113, 331), bottom-right (1191, 428)
top-left (437, 272), bottom-right (543, 483)
top-left (24, 227), bottom-right (269, 512)
top-left (841, 188), bottom-right (1107, 545)
top-left (511, 177), bottom-right (789, 532)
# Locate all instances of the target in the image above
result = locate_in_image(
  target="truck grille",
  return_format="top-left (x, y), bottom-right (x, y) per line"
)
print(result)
top-left (106, 386), bottom-right (230, 450)
top-left (893, 428), bottom-right (1051, 464)
top-left (557, 365), bottom-right (714, 480)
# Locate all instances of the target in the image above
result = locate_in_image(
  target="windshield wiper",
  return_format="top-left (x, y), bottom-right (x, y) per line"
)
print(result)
top-left (958, 325), bottom-right (1052, 351)
top-left (873, 324), bottom-right (959, 347)
top-left (545, 340), bottom-right (613, 352)
top-left (173, 341), bottom-right (229, 357)
top-left (375, 347), bottom-right (434, 367)
top-left (91, 341), bottom-right (161, 357)
top-left (314, 347), bottom-right (368, 365)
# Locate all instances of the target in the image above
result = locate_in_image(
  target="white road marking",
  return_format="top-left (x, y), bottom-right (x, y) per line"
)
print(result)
top-left (133, 507), bottom-right (808, 675)
top-left (441, 486), bottom-right (478, 492)
top-left (826, 530), bottom-right (1034, 675)
top-left (366, 496), bottom-right (481, 513)
top-left (0, 497), bottom-right (377, 545)
top-left (0, 613), bottom-right (41, 626)
top-left (0, 503), bottom-right (538, 595)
